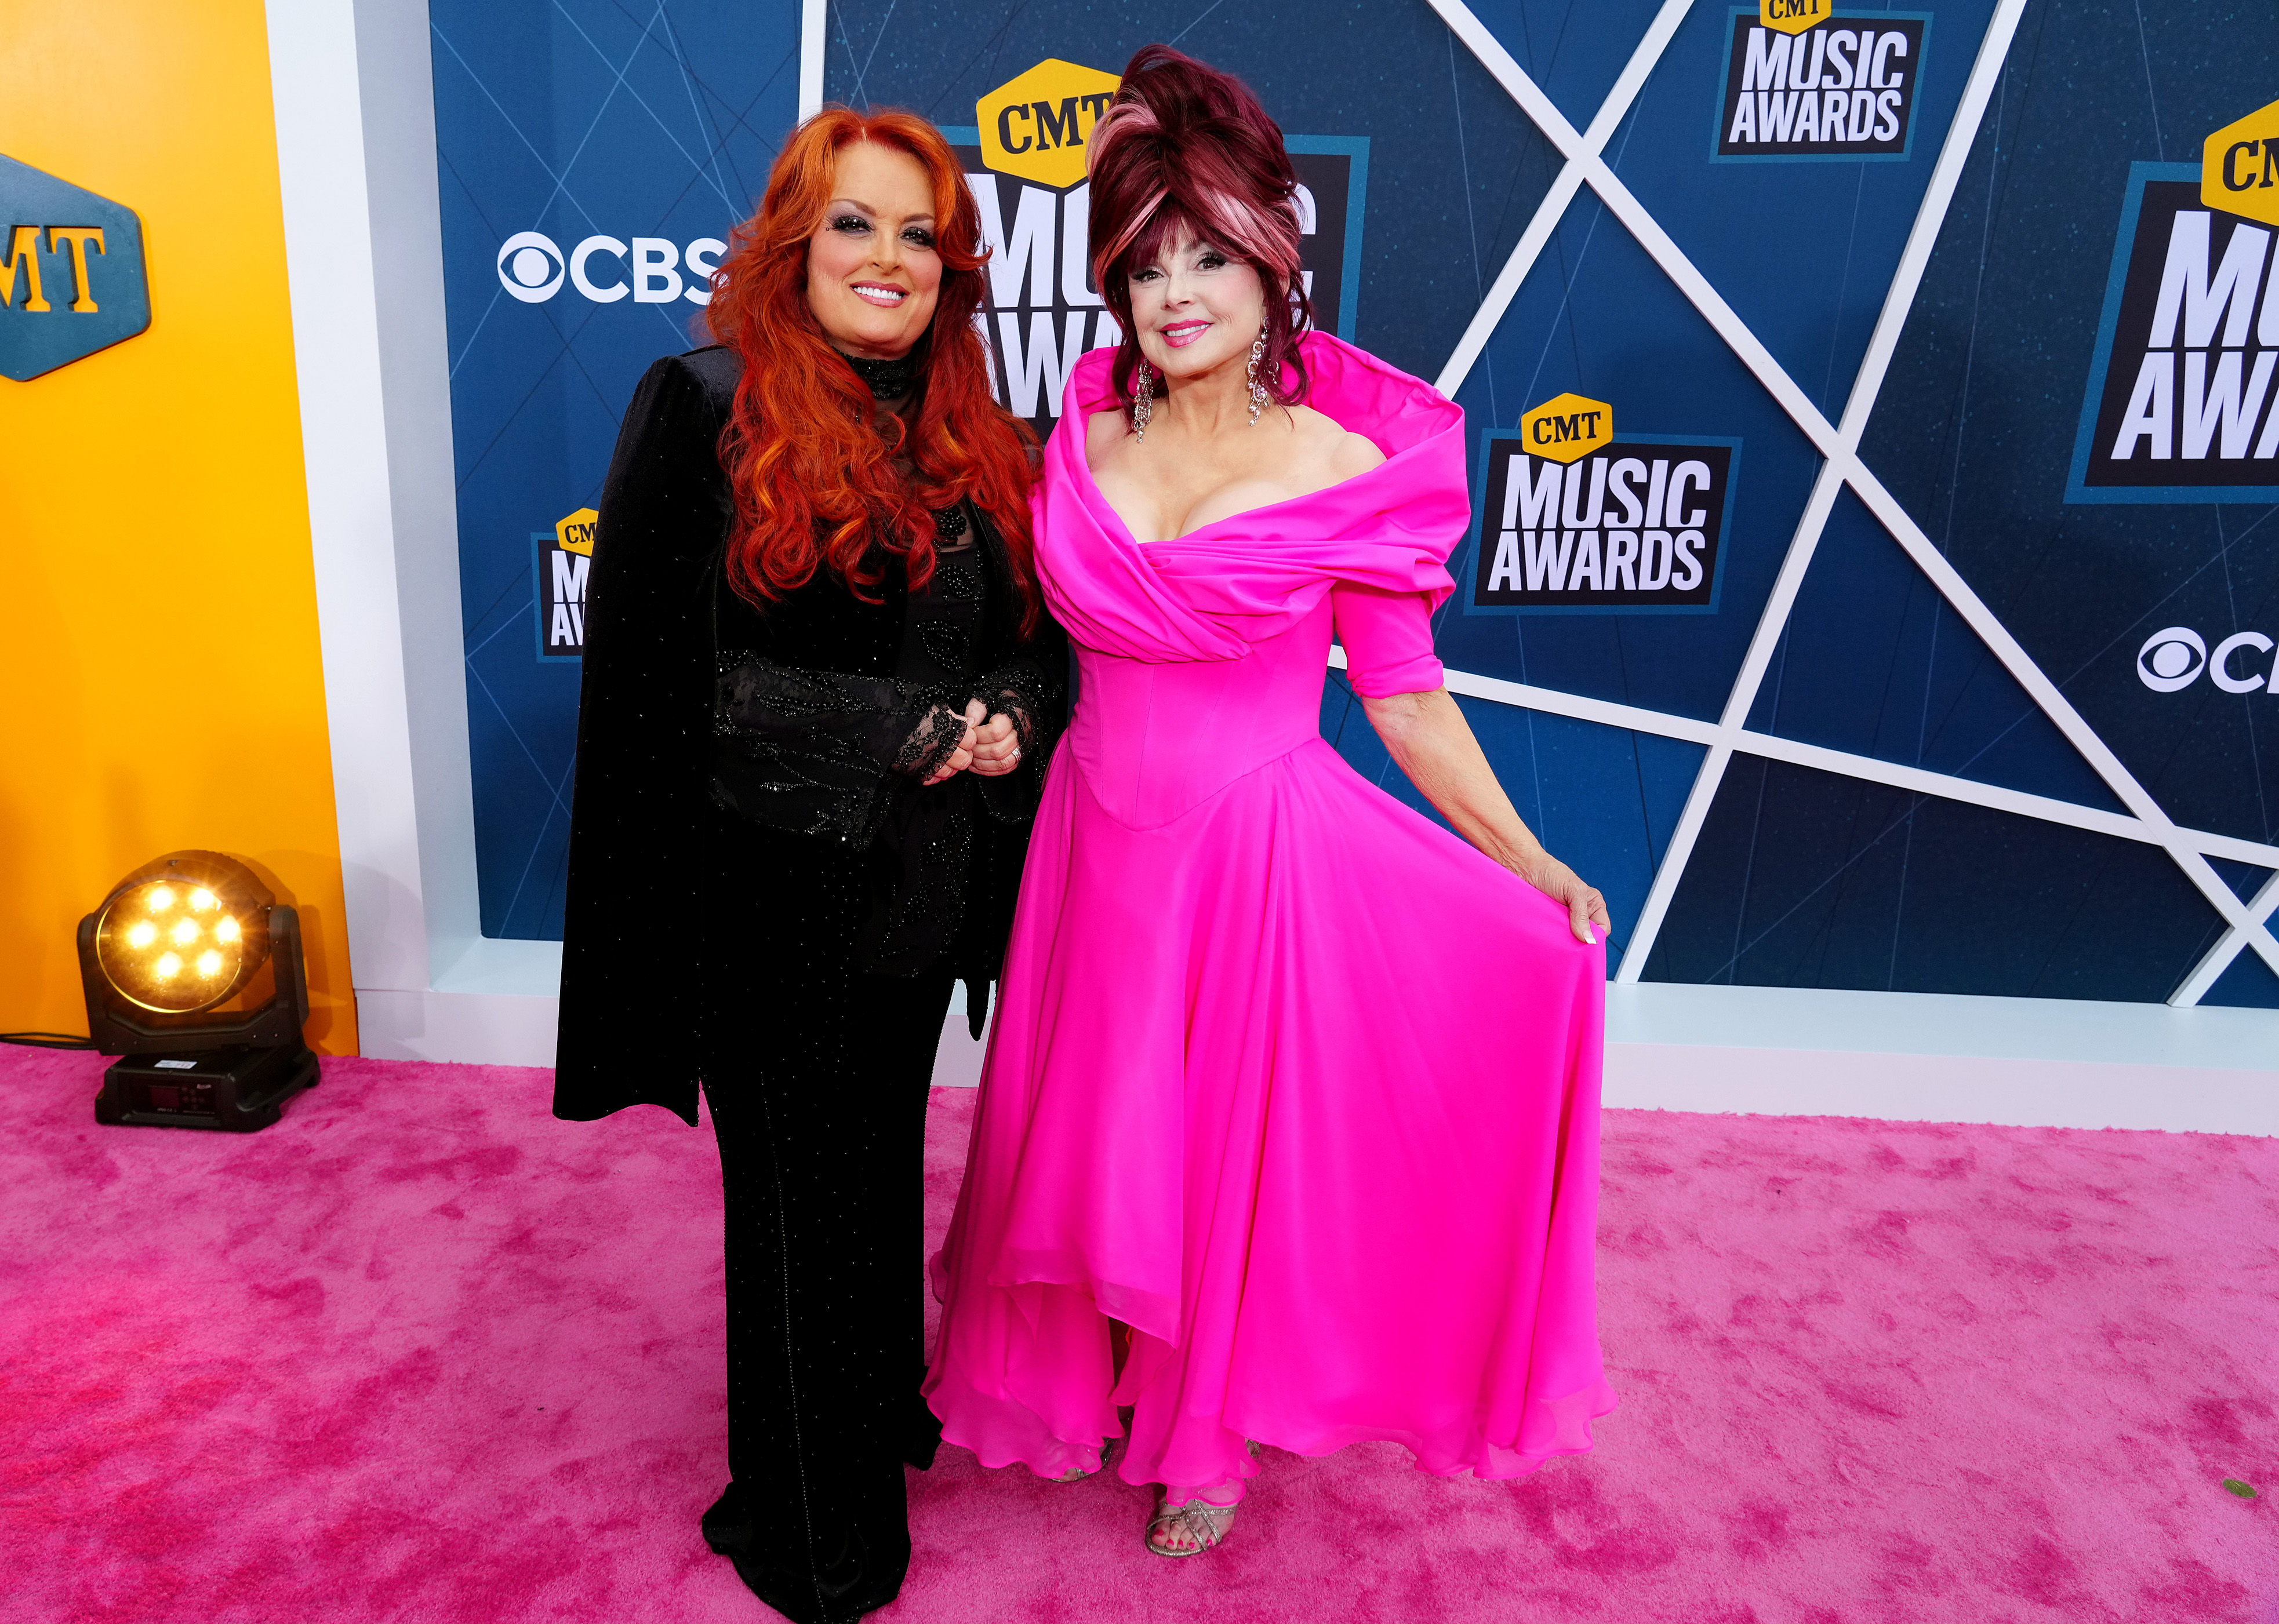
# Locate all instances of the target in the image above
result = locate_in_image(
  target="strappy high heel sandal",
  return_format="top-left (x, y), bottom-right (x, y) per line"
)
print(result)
top-left (1051, 1434), bottom-right (1118, 1484)
top-left (1145, 1441), bottom-right (1257, 1556)
top-left (1146, 1494), bottom-right (1239, 1557)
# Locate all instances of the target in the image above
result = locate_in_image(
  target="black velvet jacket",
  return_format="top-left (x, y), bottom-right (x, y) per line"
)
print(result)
top-left (553, 345), bottom-right (1064, 1124)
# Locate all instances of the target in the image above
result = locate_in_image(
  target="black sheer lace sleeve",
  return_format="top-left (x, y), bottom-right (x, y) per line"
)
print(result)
top-left (894, 698), bottom-right (980, 782)
top-left (968, 646), bottom-right (1064, 824)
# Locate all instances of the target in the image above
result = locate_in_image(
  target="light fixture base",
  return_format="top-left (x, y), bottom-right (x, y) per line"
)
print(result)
top-left (94, 1043), bottom-right (320, 1133)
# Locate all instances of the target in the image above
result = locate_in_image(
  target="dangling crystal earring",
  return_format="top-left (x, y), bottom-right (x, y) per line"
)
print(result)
top-left (1246, 327), bottom-right (1268, 426)
top-left (1133, 357), bottom-right (1154, 442)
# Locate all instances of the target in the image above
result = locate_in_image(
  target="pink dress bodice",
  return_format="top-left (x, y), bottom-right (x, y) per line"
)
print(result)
top-left (1045, 333), bottom-right (1468, 828)
top-left (1069, 590), bottom-right (1401, 829)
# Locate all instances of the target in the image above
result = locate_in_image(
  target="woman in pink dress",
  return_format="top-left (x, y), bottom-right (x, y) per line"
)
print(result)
top-left (925, 44), bottom-right (1616, 1557)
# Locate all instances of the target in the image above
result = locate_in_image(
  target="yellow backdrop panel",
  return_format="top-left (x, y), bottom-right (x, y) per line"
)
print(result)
top-left (0, 3), bottom-right (356, 1052)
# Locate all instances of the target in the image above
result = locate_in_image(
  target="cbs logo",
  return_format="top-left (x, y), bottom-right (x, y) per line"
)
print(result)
top-left (496, 231), bottom-right (726, 306)
top-left (2136, 627), bottom-right (2278, 694)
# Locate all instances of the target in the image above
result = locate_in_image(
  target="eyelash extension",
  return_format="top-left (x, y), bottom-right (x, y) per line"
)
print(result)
top-left (830, 214), bottom-right (933, 248)
top-left (1131, 251), bottom-right (1227, 282)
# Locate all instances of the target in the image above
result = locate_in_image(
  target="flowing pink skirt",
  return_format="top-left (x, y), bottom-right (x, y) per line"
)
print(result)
top-left (925, 730), bottom-right (1615, 1494)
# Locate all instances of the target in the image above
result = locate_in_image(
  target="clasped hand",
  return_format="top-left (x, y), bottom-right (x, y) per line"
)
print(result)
top-left (922, 698), bottom-right (1024, 785)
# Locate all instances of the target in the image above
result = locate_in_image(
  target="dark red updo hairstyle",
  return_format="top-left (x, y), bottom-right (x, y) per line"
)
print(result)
top-left (1085, 45), bottom-right (1314, 413)
top-left (703, 107), bottom-right (1039, 634)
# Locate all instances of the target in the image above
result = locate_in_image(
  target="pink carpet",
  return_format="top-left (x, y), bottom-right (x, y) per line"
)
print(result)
top-left (2, 1047), bottom-right (2273, 1622)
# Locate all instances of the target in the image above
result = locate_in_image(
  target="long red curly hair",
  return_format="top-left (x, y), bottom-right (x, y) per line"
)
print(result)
top-left (704, 107), bottom-right (1039, 632)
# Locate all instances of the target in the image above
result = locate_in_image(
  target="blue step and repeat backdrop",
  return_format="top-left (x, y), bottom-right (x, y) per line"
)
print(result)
top-left (430, 0), bottom-right (2279, 1008)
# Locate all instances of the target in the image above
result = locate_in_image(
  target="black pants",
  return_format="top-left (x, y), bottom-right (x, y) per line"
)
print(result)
top-left (699, 942), bottom-right (952, 1624)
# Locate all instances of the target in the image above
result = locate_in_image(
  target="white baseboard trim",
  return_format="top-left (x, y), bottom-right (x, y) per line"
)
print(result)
top-left (355, 986), bottom-right (559, 1067)
top-left (932, 1008), bottom-right (989, 1090)
top-left (357, 970), bottom-right (2276, 1135)
top-left (1602, 981), bottom-right (2274, 1072)
top-left (1601, 1043), bottom-right (2277, 1135)
top-left (355, 937), bottom-right (562, 1066)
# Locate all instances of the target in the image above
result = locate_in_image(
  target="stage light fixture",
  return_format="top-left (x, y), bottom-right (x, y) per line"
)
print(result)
top-left (78, 851), bottom-right (319, 1131)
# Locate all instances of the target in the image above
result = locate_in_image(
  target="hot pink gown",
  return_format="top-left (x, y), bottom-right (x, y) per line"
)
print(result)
top-left (924, 333), bottom-right (1615, 1495)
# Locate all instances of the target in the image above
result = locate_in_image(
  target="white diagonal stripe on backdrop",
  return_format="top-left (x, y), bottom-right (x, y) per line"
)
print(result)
top-left (2173, 869), bottom-right (2279, 1004)
top-left (1430, 0), bottom-right (2279, 996)
top-left (1433, 0), bottom-right (1697, 399)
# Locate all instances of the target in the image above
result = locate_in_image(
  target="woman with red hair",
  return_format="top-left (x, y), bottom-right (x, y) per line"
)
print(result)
top-left (551, 108), bottom-right (1062, 1620)
top-left (926, 46), bottom-right (1615, 1557)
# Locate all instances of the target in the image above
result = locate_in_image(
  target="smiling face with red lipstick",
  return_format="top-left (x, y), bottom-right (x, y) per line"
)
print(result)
top-left (805, 139), bottom-right (943, 360)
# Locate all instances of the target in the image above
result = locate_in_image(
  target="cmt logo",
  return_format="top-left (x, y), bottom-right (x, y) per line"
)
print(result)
top-left (535, 507), bottom-right (598, 659)
top-left (1760, 0), bottom-right (1830, 31)
top-left (1715, 9), bottom-right (1926, 161)
top-left (495, 231), bottom-right (726, 307)
top-left (956, 60), bottom-right (1369, 438)
top-left (979, 60), bottom-right (1121, 190)
top-left (2204, 95), bottom-right (2279, 230)
top-left (0, 154), bottom-right (151, 381)
top-left (1523, 392), bottom-right (1613, 461)
top-left (1472, 397), bottom-right (1741, 614)
top-left (2136, 627), bottom-right (2279, 694)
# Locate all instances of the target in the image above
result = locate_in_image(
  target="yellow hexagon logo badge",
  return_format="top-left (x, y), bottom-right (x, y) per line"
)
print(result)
top-left (1758, 0), bottom-right (1831, 35)
top-left (1520, 394), bottom-right (1614, 465)
top-left (977, 60), bottom-right (1122, 190)
top-left (2202, 97), bottom-right (2279, 230)
top-left (556, 506), bottom-right (598, 556)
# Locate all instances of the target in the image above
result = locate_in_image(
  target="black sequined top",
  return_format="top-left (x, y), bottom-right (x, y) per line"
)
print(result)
top-left (710, 495), bottom-right (1062, 980)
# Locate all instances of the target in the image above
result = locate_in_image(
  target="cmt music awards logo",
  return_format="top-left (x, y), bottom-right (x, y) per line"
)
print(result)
top-left (2068, 96), bottom-right (2279, 503)
top-left (0, 154), bottom-right (151, 381)
top-left (1714, 2), bottom-right (1928, 161)
top-left (535, 507), bottom-right (596, 658)
top-left (1470, 395), bottom-right (1740, 614)
top-left (954, 59), bottom-right (1369, 438)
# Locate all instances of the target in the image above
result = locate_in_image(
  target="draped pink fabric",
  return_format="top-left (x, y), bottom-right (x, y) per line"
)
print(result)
top-left (924, 333), bottom-right (1615, 1495)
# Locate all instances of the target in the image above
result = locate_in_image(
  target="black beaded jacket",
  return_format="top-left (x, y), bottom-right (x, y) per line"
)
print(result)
top-left (552, 345), bottom-right (1064, 1124)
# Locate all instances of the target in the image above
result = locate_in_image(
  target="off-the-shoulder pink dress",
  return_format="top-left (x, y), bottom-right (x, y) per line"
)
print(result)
top-left (924, 333), bottom-right (1615, 1496)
